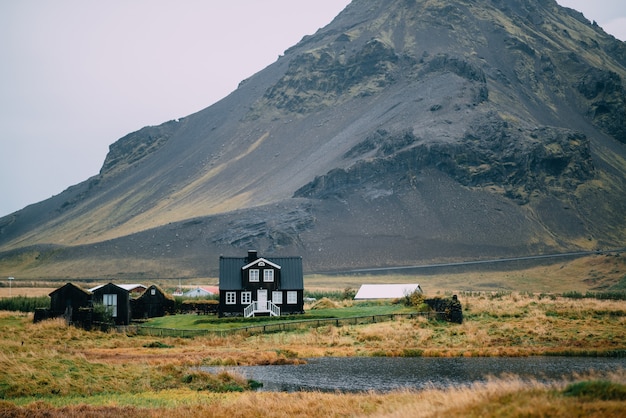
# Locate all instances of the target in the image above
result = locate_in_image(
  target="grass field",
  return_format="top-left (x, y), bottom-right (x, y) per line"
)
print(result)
top-left (1, 255), bottom-right (626, 416)
top-left (1, 288), bottom-right (626, 417)
top-left (0, 287), bottom-right (56, 298)
top-left (2, 253), bottom-right (624, 296)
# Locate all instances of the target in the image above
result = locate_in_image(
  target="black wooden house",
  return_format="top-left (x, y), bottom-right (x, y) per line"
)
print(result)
top-left (131, 285), bottom-right (175, 319)
top-left (218, 250), bottom-right (304, 317)
top-left (91, 283), bottom-right (131, 326)
top-left (48, 283), bottom-right (92, 325)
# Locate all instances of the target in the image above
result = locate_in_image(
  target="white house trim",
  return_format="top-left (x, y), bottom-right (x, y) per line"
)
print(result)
top-left (241, 257), bottom-right (282, 270)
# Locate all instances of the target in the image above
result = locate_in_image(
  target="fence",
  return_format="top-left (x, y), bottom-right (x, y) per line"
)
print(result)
top-left (135, 311), bottom-right (439, 338)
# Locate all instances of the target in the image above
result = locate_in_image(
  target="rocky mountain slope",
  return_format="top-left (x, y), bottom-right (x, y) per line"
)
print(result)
top-left (1, 0), bottom-right (626, 279)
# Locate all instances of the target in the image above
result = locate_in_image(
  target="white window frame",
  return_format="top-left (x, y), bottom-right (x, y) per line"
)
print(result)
top-left (263, 269), bottom-right (274, 282)
top-left (287, 291), bottom-right (297, 305)
top-left (225, 292), bottom-right (236, 305)
top-left (103, 293), bottom-right (118, 317)
top-left (272, 291), bottom-right (283, 305)
top-left (249, 269), bottom-right (259, 282)
top-left (241, 291), bottom-right (252, 304)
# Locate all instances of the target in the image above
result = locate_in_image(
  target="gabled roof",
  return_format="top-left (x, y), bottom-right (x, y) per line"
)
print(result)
top-left (49, 282), bottom-right (91, 297)
top-left (89, 283), bottom-right (146, 293)
top-left (183, 286), bottom-right (219, 297)
top-left (219, 255), bottom-right (303, 290)
top-left (354, 284), bottom-right (423, 300)
top-left (137, 284), bottom-right (175, 301)
top-left (242, 257), bottom-right (282, 270)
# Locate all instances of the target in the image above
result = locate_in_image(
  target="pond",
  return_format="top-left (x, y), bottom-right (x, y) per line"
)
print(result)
top-left (202, 356), bottom-right (626, 392)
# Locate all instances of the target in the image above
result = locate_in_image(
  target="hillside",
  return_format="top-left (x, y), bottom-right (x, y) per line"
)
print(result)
top-left (1, 0), bottom-right (625, 279)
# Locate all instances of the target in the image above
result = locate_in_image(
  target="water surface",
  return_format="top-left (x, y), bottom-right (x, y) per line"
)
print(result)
top-left (203, 356), bottom-right (626, 392)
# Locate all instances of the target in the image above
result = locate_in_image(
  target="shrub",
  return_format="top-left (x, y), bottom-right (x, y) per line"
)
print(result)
top-left (304, 290), bottom-right (345, 301)
top-left (562, 291), bottom-right (585, 299)
top-left (143, 341), bottom-right (174, 348)
top-left (311, 298), bottom-right (339, 310)
top-left (401, 348), bottom-right (424, 357)
top-left (181, 299), bottom-right (219, 314)
top-left (91, 303), bottom-right (114, 331)
top-left (563, 380), bottom-right (626, 400)
top-left (562, 290), bottom-right (626, 301)
top-left (404, 290), bottom-right (425, 307)
top-left (0, 296), bottom-right (50, 312)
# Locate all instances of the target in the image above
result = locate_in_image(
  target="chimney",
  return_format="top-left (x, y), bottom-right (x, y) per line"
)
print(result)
top-left (247, 250), bottom-right (258, 263)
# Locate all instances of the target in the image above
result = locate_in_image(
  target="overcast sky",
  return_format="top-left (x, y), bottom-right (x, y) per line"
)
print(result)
top-left (1, 1), bottom-right (625, 217)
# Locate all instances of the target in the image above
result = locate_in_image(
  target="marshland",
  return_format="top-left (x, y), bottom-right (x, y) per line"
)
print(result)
top-left (1, 255), bottom-right (626, 417)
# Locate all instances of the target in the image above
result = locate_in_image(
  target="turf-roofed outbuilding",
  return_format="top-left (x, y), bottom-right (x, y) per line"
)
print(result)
top-left (132, 284), bottom-right (176, 319)
top-left (48, 283), bottom-right (92, 324)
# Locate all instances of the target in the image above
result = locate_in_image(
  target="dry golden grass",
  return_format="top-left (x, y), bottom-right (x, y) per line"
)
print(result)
top-left (2, 372), bottom-right (625, 418)
top-left (0, 287), bottom-right (56, 298)
top-left (306, 253), bottom-right (626, 294)
top-left (1, 289), bottom-right (626, 417)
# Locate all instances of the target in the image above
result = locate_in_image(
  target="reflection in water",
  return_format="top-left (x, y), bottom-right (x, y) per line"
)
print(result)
top-left (202, 356), bottom-right (626, 392)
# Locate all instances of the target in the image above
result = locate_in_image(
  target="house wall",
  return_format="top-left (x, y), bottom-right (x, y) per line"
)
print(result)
top-left (219, 253), bottom-right (305, 317)
top-left (92, 283), bottom-right (131, 325)
top-left (132, 286), bottom-right (175, 319)
top-left (218, 288), bottom-right (304, 316)
top-left (49, 284), bottom-right (91, 323)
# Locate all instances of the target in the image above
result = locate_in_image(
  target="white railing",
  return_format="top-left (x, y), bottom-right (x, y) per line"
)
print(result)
top-left (244, 301), bottom-right (280, 317)
top-left (268, 301), bottom-right (280, 317)
top-left (244, 301), bottom-right (257, 318)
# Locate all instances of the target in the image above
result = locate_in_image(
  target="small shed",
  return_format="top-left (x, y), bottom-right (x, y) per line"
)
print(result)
top-left (183, 286), bottom-right (219, 298)
top-left (48, 283), bottom-right (91, 324)
top-left (354, 284), bottom-right (423, 300)
top-left (91, 283), bottom-right (131, 325)
top-left (132, 285), bottom-right (176, 319)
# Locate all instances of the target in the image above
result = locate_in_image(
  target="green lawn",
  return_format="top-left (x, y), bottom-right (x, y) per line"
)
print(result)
top-left (143, 301), bottom-right (411, 331)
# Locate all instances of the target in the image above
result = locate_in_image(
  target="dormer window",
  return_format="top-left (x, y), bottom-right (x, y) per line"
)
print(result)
top-left (249, 269), bottom-right (260, 282)
top-left (264, 269), bottom-right (274, 282)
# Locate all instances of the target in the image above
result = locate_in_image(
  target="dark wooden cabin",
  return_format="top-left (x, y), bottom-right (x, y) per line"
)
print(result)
top-left (132, 285), bottom-right (175, 319)
top-left (91, 283), bottom-right (131, 325)
top-left (48, 283), bottom-right (91, 325)
top-left (219, 250), bottom-right (304, 317)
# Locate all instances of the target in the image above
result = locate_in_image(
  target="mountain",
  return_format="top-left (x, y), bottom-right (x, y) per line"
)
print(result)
top-left (1, 0), bottom-right (626, 279)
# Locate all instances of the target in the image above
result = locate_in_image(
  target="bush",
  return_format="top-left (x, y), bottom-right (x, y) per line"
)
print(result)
top-left (404, 290), bottom-right (425, 307)
top-left (143, 341), bottom-right (174, 348)
top-left (563, 380), bottom-right (626, 400)
top-left (304, 290), bottom-right (349, 301)
top-left (91, 303), bottom-right (114, 331)
top-left (310, 298), bottom-right (338, 310)
top-left (424, 295), bottom-right (463, 324)
top-left (181, 299), bottom-right (219, 314)
top-left (0, 296), bottom-right (50, 313)
top-left (562, 290), bottom-right (626, 301)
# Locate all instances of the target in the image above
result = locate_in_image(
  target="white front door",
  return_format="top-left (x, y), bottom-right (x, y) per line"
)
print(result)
top-left (257, 289), bottom-right (267, 311)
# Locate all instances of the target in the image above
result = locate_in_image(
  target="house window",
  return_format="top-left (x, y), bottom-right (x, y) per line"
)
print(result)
top-left (287, 291), bottom-right (297, 305)
top-left (249, 269), bottom-right (259, 282)
top-left (151, 289), bottom-right (156, 295)
top-left (264, 269), bottom-right (274, 282)
top-left (272, 291), bottom-right (283, 305)
top-left (241, 291), bottom-right (252, 304)
top-left (225, 292), bottom-right (236, 305)
top-left (103, 294), bottom-right (118, 317)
